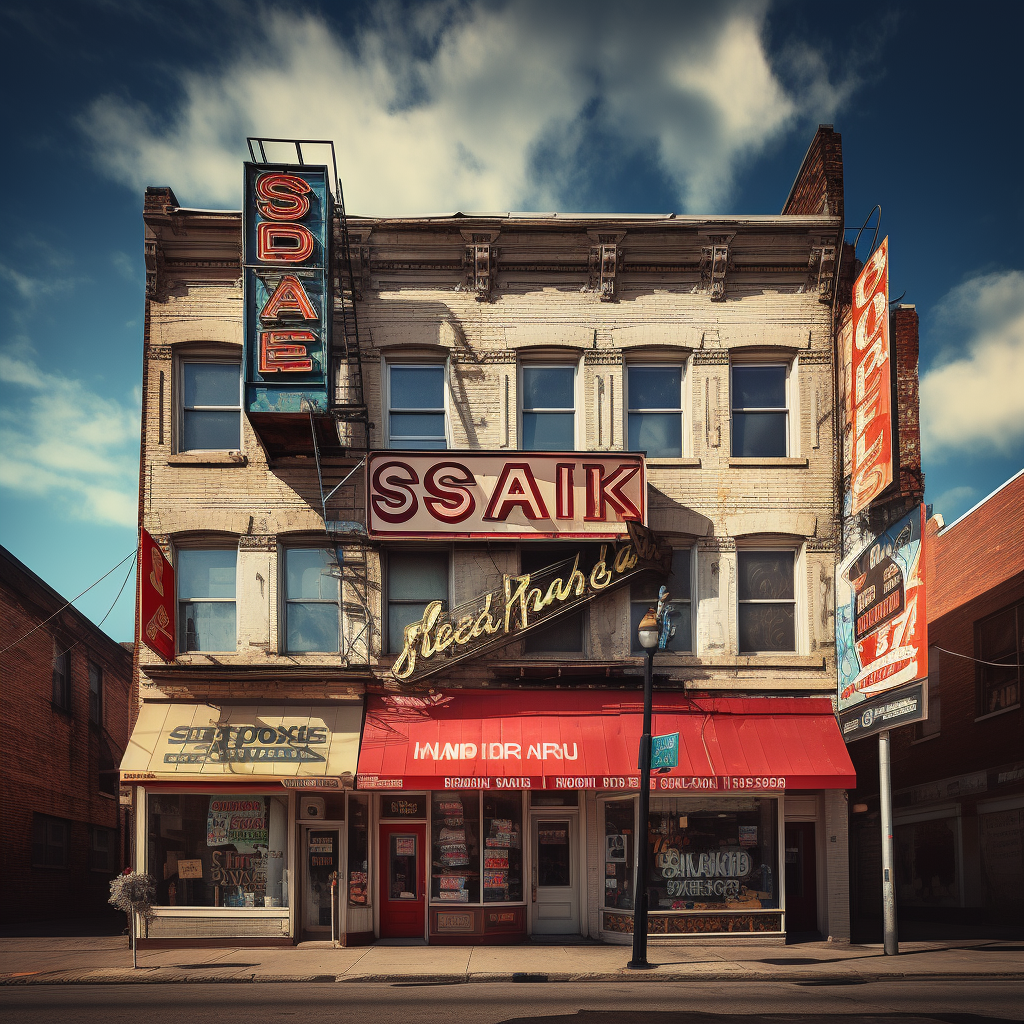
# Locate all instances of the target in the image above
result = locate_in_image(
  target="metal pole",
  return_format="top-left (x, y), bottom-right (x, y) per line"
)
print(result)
top-left (628, 648), bottom-right (655, 969)
top-left (878, 729), bottom-right (899, 955)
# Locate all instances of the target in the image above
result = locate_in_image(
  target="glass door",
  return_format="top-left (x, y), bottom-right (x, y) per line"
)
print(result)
top-left (531, 816), bottom-right (580, 935)
top-left (302, 827), bottom-right (340, 940)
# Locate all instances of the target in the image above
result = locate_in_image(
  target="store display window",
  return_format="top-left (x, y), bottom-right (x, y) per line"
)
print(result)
top-left (347, 794), bottom-right (369, 907)
top-left (147, 793), bottom-right (289, 908)
top-left (644, 797), bottom-right (778, 912)
top-left (430, 791), bottom-right (524, 906)
top-left (603, 798), bottom-right (636, 910)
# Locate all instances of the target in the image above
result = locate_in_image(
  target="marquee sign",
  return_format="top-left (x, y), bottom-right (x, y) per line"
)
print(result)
top-left (850, 236), bottom-right (895, 515)
top-left (243, 163), bottom-right (330, 416)
top-left (836, 504), bottom-right (928, 714)
top-left (140, 529), bottom-right (175, 663)
top-left (391, 521), bottom-right (668, 683)
top-left (367, 451), bottom-right (646, 539)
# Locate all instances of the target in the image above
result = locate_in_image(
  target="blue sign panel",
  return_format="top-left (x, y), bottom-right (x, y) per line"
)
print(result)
top-left (650, 732), bottom-right (679, 770)
top-left (243, 163), bottom-right (330, 415)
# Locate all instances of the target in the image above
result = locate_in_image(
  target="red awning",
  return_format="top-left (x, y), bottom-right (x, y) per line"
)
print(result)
top-left (356, 691), bottom-right (855, 792)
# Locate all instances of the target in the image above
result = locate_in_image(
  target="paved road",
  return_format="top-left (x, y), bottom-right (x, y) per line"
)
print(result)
top-left (2, 979), bottom-right (1022, 1023)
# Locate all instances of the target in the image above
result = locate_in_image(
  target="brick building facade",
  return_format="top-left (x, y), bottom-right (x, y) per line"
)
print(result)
top-left (124, 126), bottom-right (858, 946)
top-left (0, 545), bottom-right (132, 925)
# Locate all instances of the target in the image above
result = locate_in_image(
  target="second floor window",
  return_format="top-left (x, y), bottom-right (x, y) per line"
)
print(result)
top-left (387, 551), bottom-right (449, 654)
top-left (181, 361), bottom-right (241, 451)
top-left (737, 550), bottom-right (796, 653)
top-left (88, 661), bottom-right (102, 725)
top-left (178, 548), bottom-right (237, 653)
top-left (627, 365), bottom-right (683, 458)
top-left (976, 600), bottom-right (1022, 717)
top-left (521, 365), bottom-right (575, 450)
top-left (520, 546), bottom-right (593, 653)
top-left (284, 548), bottom-right (341, 653)
top-left (731, 364), bottom-right (788, 457)
top-left (52, 642), bottom-right (70, 710)
top-left (388, 365), bottom-right (446, 448)
top-left (631, 549), bottom-right (692, 654)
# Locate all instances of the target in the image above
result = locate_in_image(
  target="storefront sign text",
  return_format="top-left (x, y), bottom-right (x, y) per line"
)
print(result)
top-left (163, 723), bottom-right (329, 765)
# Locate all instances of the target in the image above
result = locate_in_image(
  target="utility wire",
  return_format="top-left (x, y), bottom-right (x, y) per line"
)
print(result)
top-left (932, 645), bottom-right (1021, 669)
top-left (0, 548), bottom-right (137, 656)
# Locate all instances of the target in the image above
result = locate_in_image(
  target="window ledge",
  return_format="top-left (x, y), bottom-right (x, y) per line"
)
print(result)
top-left (645, 457), bottom-right (701, 468)
top-left (638, 653), bottom-right (823, 669)
top-left (974, 704), bottom-right (1021, 723)
top-left (911, 732), bottom-right (942, 745)
top-left (168, 452), bottom-right (247, 467)
top-left (50, 702), bottom-right (73, 718)
top-left (728, 457), bottom-right (808, 468)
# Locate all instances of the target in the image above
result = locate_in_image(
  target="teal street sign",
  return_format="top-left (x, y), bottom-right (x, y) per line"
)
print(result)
top-left (650, 732), bottom-right (679, 770)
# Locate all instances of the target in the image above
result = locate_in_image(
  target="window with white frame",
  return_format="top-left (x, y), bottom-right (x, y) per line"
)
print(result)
top-left (731, 364), bottom-right (789, 457)
top-left (387, 365), bottom-right (447, 448)
top-left (626, 365), bottom-right (683, 458)
top-left (630, 549), bottom-right (692, 654)
top-left (52, 641), bottom-right (70, 710)
top-left (177, 548), bottom-right (237, 653)
top-left (387, 551), bottom-right (449, 654)
top-left (520, 365), bottom-right (575, 450)
top-left (181, 360), bottom-right (241, 451)
top-left (737, 549), bottom-right (796, 653)
top-left (284, 548), bottom-right (341, 653)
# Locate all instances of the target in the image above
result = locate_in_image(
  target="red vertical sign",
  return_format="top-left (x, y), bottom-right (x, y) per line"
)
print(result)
top-left (140, 529), bottom-right (175, 662)
top-left (850, 236), bottom-right (894, 515)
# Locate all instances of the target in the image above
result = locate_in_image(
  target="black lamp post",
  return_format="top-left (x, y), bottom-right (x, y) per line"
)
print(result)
top-left (627, 605), bottom-right (661, 970)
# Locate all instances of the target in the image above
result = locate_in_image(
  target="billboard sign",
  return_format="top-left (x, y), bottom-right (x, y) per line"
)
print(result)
top-left (140, 529), bottom-right (175, 662)
top-left (367, 451), bottom-right (646, 539)
top-left (839, 681), bottom-right (927, 743)
top-left (243, 163), bottom-right (330, 415)
top-left (850, 236), bottom-right (894, 515)
top-left (836, 504), bottom-right (928, 714)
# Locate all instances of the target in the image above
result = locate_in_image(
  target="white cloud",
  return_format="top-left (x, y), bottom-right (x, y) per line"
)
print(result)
top-left (0, 348), bottom-right (139, 526)
top-left (79, 0), bottom-right (853, 215)
top-left (929, 484), bottom-right (976, 523)
top-left (920, 270), bottom-right (1024, 459)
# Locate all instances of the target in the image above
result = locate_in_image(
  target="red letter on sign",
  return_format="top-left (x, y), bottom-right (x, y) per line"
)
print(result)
top-left (260, 275), bottom-right (318, 320)
top-left (257, 222), bottom-right (315, 263)
top-left (254, 172), bottom-right (311, 221)
top-left (258, 331), bottom-right (315, 373)
top-left (424, 463), bottom-right (477, 524)
top-left (370, 461), bottom-right (419, 524)
top-left (584, 463), bottom-right (641, 521)
top-left (555, 463), bottom-right (575, 519)
top-left (483, 463), bottom-right (549, 521)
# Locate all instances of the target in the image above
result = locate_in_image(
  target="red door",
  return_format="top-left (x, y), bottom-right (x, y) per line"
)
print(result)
top-left (785, 821), bottom-right (819, 935)
top-left (378, 822), bottom-right (426, 939)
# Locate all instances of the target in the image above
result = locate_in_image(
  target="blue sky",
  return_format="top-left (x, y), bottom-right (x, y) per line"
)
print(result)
top-left (1, 0), bottom-right (1022, 643)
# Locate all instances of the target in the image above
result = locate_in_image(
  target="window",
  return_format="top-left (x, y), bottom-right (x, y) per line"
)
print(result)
top-left (626, 365), bottom-right (683, 458)
top-left (387, 364), bottom-right (447, 448)
top-left (88, 661), bottom-right (102, 725)
top-left (603, 798), bottom-right (636, 909)
top-left (737, 550), bottom-right (796, 653)
top-left (916, 647), bottom-right (941, 739)
top-left (976, 601), bottom-right (1022, 717)
top-left (630, 549), bottom-right (692, 654)
top-left (387, 551), bottom-right (449, 654)
top-left (90, 826), bottom-right (117, 873)
top-left (51, 642), bottom-right (70, 710)
top-left (284, 548), bottom-right (340, 653)
top-left (177, 548), bottom-right (237, 653)
top-left (731, 364), bottom-right (788, 457)
top-left (521, 365), bottom-right (575, 450)
top-left (181, 361), bottom-right (241, 451)
top-left (347, 795), bottom-right (370, 907)
top-left (32, 814), bottom-right (69, 868)
top-left (519, 546), bottom-right (595, 653)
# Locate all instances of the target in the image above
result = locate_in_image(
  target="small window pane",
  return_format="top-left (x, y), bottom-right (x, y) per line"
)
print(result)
top-left (524, 611), bottom-right (583, 652)
top-left (287, 603), bottom-right (339, 653)
top-left (628, 367), bottom-right (680, 409)
top-left (739, 603), bottom-right (795, 653)
top-left (522, 366), bottom-right (574, 409)
top-left (286, 549), bottom-right (335, 600)
top-left (183, 410), bottom-right (240, 451)
top-left (390, 366), bottom-right (444, 410)
top-left (388, 553), bottom-right (449, 601)
top-left (732, 412), bottom-right (787, 458)
top-left (628, 413), bottom-right (681, 458)
top-left (178, 550), bottom-right (237, 599)
top-left (733, 366), bottom-right (786, 409)
top-left (738, 552), bottom-right (794, 601)
top-left (181, 602), bottom-right (236, 652)
top-left (522, 412), bottom-right (574, 451)
top-left (389, 412), bottom-right (446, 438)
top-left (389, 603), bottom-right (431, 652)
top-left (89, 662), bottom-right (102, 724)
top-left (185, 363), bottom-right (239, 407)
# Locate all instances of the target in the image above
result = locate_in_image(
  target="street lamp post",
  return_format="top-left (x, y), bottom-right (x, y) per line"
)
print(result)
top-left (627, 605), bottom-right (662, 970)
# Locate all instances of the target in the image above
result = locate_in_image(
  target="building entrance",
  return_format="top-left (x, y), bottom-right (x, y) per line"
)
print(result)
top-left (378, 822), bottom-right (426, 939)
top-left (785, 821), bottom-right (819, 934)
top-left (530, 814), bottom-right (580, 935)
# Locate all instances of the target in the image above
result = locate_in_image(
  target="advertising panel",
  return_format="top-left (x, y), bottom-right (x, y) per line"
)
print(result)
top-left (140, 528), bottom-right (175, 662)
top-left (836, 504), bottom-right (928, 714)
top-left (367, 451), bottom-right (646, 539)
top-left (243, 163), bottom-right (330, 415)
top-left (850, 236), bottom-right (895, 515)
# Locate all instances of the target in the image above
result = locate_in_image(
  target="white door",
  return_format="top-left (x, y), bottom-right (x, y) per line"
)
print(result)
top-left (531, 816), bottom-right (580, 935)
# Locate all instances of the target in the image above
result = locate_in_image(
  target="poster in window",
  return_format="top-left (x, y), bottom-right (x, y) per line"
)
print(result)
top-left (207, 796), bottom-right (268, 847)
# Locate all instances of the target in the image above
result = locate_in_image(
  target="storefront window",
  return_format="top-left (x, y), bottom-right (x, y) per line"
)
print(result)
top-left (347, 795), bottom-right (369, 907)
top-left (895, 816), bottom-right (959, 905)
top-left (603, 798), bottom-right (636, 910)
top-left (644, 797), bottom-right (778, 911)
top-left (482, 793), bottom-right (523, 902)
top-left (147, 793), bottom-right (289, 908)
top-left (431, 792), bottom-right (481, 904)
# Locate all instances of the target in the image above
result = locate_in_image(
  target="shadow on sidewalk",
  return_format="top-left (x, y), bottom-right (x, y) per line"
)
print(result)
top-left (0, 915), bottom-right (126, 940)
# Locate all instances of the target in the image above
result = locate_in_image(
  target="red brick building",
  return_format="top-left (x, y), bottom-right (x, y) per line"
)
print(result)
top-left (848, 470), bottom-right (1024, 938)
top-left (0, 546), bottom-right (132, 925)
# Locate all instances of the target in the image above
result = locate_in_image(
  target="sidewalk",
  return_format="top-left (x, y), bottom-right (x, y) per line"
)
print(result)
top-left (2, 935), bottom-right (1023, 985)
